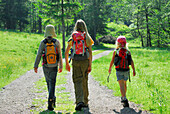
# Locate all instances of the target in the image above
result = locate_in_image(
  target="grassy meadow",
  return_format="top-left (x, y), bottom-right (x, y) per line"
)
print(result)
top-left (0, 30), bottom-right (63, 89)
top-left (91, 43), bottom-right (170, 114)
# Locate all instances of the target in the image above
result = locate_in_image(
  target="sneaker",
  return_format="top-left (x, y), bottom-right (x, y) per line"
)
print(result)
top-left (121, 99), bottom-right (129, 107)
top-left (75, 102), bottom-right (84, 111)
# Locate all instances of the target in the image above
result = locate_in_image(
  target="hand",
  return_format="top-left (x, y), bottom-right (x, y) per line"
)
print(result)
top-left (58, 68), bottom-right (62, 73)
top-left (133, 70), bottom-right (136, 76)
top-left (108, 68), bottom-right (111, 74)
top-left (87, 66), bottom-right (91, 74)
top-left (66, 64), bottom-right (70, 72)
top-left (34, 67), bottom-right (38, 73)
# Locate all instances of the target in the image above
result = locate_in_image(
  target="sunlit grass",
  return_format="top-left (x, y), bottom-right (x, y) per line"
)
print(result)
top-left (91, 46), bottom-right (170, 114)
top-left (0, 30), bottom-right (63, 89)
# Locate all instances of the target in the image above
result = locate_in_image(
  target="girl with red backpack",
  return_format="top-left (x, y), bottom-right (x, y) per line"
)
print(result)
top-left (108, 36), bottom-right (136, 107)
top-left (65, 19), bottom-right (94, 111)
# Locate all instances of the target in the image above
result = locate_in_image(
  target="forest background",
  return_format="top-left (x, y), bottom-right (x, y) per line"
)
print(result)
top-left (0, 0), bottom-right (169, 51)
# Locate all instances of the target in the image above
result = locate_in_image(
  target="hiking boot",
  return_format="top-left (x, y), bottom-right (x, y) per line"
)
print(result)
top-left (75, 102), bottom-right (85, 111)
top-left (121, 99), bottom-right (129, 107)
top-left (83, 104), bottom-right (89, 108)
top-left (53, 97), bottom-right (56, 108)
top-left (48, 99), bottom-right (54, 111)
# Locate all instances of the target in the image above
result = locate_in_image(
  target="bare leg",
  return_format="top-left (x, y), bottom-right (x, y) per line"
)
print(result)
top-left (118, 79), bottom-right (126, 97)
top-left (124, 80), bottom-right (127, 96)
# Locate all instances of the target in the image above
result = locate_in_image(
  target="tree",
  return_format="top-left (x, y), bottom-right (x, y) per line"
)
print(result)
top-left (112, 0), bottom-right (170, 47)
top-left (34, 0), bottom-right (81, 52)
top-left (77, 0), bottom-right (111, 44)
top-left (0, 0), bottom-right (29, 31)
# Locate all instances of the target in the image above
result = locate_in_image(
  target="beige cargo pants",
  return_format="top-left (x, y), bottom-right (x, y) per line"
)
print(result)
top-left (72, 59), bottom-right (89, 105)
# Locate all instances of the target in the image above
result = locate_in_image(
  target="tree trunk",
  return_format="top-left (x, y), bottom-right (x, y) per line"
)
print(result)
top-left (38, 17), bottom-right (42, 33)
top-left (19, 20), bottom-right (22, 32)
top-left (38, 3), bottom-right (42, 33)
top-left (92, 0), bottom-right (97, 44)
top-left (157, 0), bottom-right (161, 47)
top-left (145, 9), bottom-right (151, 47)
top-left (137, 9), bottom-right (144, 47)
top-left (62, 0), bottom-right (65, 53)
top-left (58, 24), bottom-right (61, 35)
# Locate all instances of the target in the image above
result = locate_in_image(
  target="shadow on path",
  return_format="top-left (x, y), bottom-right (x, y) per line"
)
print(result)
top-left (113, 107), bottom-right (142, 114)
top-left (39, 110), bottom-right (57, 114)
top-left (39, 107), bottom-right (91, 114)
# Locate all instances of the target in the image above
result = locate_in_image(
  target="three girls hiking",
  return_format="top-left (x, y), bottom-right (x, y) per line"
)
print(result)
top-left (34, 21), bottom-right (135, 111)
top-left (34, 25), bottom-right (63, 111)
top-left (109, 36), bottom-right (136, 107)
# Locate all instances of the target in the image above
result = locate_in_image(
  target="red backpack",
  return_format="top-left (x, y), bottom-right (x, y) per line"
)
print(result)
top-left (114, 48), bottom-right (131, 71)
top-left (72, 31), bottom-right (87, 56)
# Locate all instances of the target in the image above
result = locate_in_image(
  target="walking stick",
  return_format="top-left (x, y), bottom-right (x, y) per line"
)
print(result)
top-left (107, 73), bottom-right (111, 83)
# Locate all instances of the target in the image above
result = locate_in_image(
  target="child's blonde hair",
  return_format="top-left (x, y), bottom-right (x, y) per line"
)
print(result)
top-left (115, 36), bottom-right (128, 49)
top-left (73, 19), bottom-right (92, 46)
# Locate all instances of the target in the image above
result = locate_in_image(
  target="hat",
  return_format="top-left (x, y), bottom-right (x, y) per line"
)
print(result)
top-left (117, 36), bottom-right (127, 47)
top-left (44, 25), bottom-right (57, 37)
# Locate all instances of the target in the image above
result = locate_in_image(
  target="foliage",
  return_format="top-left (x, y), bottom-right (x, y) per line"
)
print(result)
top-left (0, 0), bottom-right (169, 47)
top-left (98, 35), bottom-right (116, 44)
top-left (76, 0), bottom-right (112, 43)
top-left (106, 22), bottom-right (133, 39)
top-left (0, 0), bottom-right (29, 31)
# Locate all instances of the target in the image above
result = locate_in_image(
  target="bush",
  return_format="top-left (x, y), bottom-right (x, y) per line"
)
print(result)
top-left (98, 35), bottom-right (116, 44)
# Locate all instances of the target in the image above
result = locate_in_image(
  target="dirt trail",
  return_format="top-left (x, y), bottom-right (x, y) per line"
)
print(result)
top-left (64, 50), bottom-right (149, 114)
top-left (0, 50), bottom-right (150, 114)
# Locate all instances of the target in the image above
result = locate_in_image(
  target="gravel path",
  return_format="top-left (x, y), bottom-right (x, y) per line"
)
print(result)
top-left (0, 68), bottom-right (44, 114)
top-left (0, 50), bottom-right (150, 114)
top-left (65, 50), bottom-right (149, 114)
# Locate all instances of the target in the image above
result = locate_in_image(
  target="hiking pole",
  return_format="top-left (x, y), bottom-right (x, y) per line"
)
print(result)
top-left (129, 74), bottom-right (131, 82)
top-left (69, 58), bottom-right (72, 63)
top-left (107, 73), bottom-right (111, 83)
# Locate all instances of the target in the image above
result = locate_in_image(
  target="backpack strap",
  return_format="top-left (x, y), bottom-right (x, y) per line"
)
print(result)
top-left (115, 48), bottom-right (129, 55)
top-left (43, 39), bottom-right (48, 44)
top-left (51, 38), bottom-right (57, 43)
top-left (43, 38), bottom-right (56, 44)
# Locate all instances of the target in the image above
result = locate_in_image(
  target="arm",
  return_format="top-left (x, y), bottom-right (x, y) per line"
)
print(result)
top-left (57, 41), bottom-right (63, 73)
top-left (131, 60), bottom-right (136, 76)
top-left (65, 45), bottom-right (72, 72)
top-left (108, 51), bottom-right (116, 74)
top-left (34, 41), bottom-right (44, 73)
top-left (87, 46), bottom-right (92, 73)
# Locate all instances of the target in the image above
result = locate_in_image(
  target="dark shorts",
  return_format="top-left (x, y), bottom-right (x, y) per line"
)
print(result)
top-left (116, 70), bottom-right (130, 81)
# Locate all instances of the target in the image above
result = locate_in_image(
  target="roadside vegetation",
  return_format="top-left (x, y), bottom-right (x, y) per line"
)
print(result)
top-left (0, 30), bottom-right (62, 89)
top-left (91, 43), bottom-right (170, 114)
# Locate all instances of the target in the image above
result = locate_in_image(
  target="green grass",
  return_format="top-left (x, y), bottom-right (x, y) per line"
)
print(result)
top-left (91, 45), bottom-right (170, 113)
top-left (0, 30), bottom-right (63, 89)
